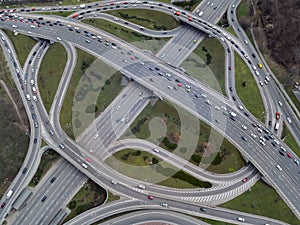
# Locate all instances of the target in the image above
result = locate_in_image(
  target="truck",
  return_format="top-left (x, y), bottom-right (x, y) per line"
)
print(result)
top-left (276, 111), bottom-right (280, 120)
top-left (274, 122), bottom-right (280, 130)
top-left (6, 190), bottom-right (13, 199)
top-left (230, 112), bottom-right (237, 118)
top-left (79, 4), bottom-right (86, 9)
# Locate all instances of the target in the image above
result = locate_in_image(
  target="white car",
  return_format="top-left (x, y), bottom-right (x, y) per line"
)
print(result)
top-left (259, 139), bottom-right (266, 146)
top-left (56, 37), bottom-right (62, 41)
top-left (244, 40), bottom-right (248, 44)
top-left (250, 133), bottom-right (257, 139)
top-left (278, 101), bottom-right (283, 107)
top-left (238, 105), bottom-right (243, 110)
top-left (242, 125), bottom-right (247, 130)
top-left (276, 164), bottom-right (282, 171)
top-left (287, 117), bottom-right (292, 124)
top-left (259, 81), bottom-right (264, 86)
top-left (12, 25), bottom-right (17, 28)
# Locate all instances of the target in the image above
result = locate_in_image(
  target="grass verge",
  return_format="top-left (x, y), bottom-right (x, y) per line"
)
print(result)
top-left (226, 26), bottom-right (237, 37)
top-left (83, 18), bottom-right (170, 55)
top-left (236, 0), bottom-right (250, 18)
top-left (36, 11), bottom-right (75, 17)
top-left (182, 37), bottom-right (226, 95)
top-left (122, 100), bottom-right (245, 174)
top-left (281, 123), bottom-right (300, 157)
top-left (221, 180), bottom-right (299, 225)
top-left (60, 48), bottom-right (96, 139)
top-left (106, 191), bottom-right (121, 203)
top-left (38, 43), bottom-right (67, 112)
top-left (64, 179), bottom-right (106, 222)
top-left (29, 149), bottom-right (60, 186)
top-left (0, 46), bottom-right (29, 198)
top-left (235, 53), bottom-right (265, 122)
top-left (60, 48), bottom-right (124, 139)
top-left (3, 30), bottom-right (36, 67)
top-left (106, 149), bottom-right (211, 188)
top-left (106, 9), bottom-right (178, 30)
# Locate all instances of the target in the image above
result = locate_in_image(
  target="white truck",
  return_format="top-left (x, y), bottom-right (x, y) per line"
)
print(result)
top-left (79, 4), bottom-right (86, 9)
top-left (274, 122), bottom-right (280, 130)
top-left (230, 112), bottom-right (237, 117)
top-left (6, 190), bottom-right (14, 199)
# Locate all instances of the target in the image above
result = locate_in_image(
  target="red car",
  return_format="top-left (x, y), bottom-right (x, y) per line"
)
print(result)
top-left (148, 196), bottom-right (154, 200)
top-left (130, 56), bottom-right (135, 60)
top-left (177, 83), bottom-right (182, 87)
top-left (21, 85), bottom-right (24, 90)
top-left (242, 178), bottom-right (248, 183)
top-left (287, 153), bottom-right (292, 158)
top-left (86, 157), bottom-right (92, 162)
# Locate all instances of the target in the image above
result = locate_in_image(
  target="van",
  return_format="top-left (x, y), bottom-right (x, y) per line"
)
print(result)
top-left (6, 190), bottom-right (14, 199)
top-left (138, 184), bottom-right (146, 190)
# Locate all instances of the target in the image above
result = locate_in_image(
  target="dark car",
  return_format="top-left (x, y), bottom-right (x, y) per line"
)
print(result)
top-left (34, 138), bottom-right (37, 144)
top-left (229, 87), bottom-right (233, 91)
top-left (0, 202), bottom-right (5, 208)
top-left (32, 113), bottom-right (36, 119)
top-left (41, 196), bottom-right (47, 202)
top-left (50, 177), bottom-right (56, 183)
top-left (232, 96), bottom-right (236, 101)
top-left (200, 207), bottom-right (206, 212)
top-left (22, 167), bottom-right (27, 174)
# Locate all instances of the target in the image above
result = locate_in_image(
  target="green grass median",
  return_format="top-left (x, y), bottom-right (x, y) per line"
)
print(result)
top-left (38, 43), bottom-right (67, 112)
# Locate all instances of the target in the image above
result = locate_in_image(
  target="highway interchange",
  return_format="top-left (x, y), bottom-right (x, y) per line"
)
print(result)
top-left (0, 0), bottom-right (299, 224)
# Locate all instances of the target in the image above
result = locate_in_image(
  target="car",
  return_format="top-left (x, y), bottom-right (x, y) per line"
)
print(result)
top-left (148, 196), bottom-right (154, 200)
top-left (287, 117), bottom-right (292, 124)
top-left (228, 66), bottom-right (231, 70)
top-left (279, 151), bottom-right (285, 156)
top-left (0, 202), bottom-right (6, 208)
top-left (238, 105), bottom-right (243, 110)
top-left (287, 153), bottom-right (292, 158)
top-left (241, 136), bottom-right (247, 142)
top-left (34, 138), bottom-right (37, 144)
top-left (276, 164), bottom-right (282, 171)
top-left (41, 195), bottom-right (47, 202)
top-left (229, 87), bottom-right (233, 92)
top-left (34, 122), bottom-right (38, 128)
top-left (160, 202), bottom-right (168, 207)
top-left (86, 157), bottom-right (92, 162)
top-left (258, 63), bottom-right (263, 68)
top-left (22, 167), bottom-right (27, 174)
top-left (49, 130), bottom-right (54, 135)
top-left (237, 217), bottom-right (245, 222)
top-left (244, 40), bottom-right (248, 44)
top-left (268, 120), bottom-right (272, 126)
top-left (280, 146), bottom-right (286, 152)
top-left (293, 159), bottom-right (299, 165)
top-left (153, 148), bottom-right (159, 153)
top-left (278, 101), bottom-right (283, 107)
top-left (56, 37), bottom-right (61, 41)
top-left (111, 180), bottom-right (117, 185)
top-left (86, 40), bottom-right (91, 43)
top-left (200, 207), bottom-right (206, 212)
top-left (232, 96), bottom-right (236, 101)
top-left (12, 25), bottom-right (17, 28)
top-left (59, 144), bottom-right (65, 149)
top-left (259, 81), bottom-right (264, 86)
top-left (241, 125), bottom-right (247, 130)
top-left (32, 113), bottom-right (36, 119)
top-left (81, 163), bottom-right (88, 169)
top-left (259, 140), bottom-right (266, 146)
top-left (250, 133), bottom-right (257, 139)
top-left (242, 177), bottom-right (248, 183)
top-left (50, 177), bottom-right (56, 183)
